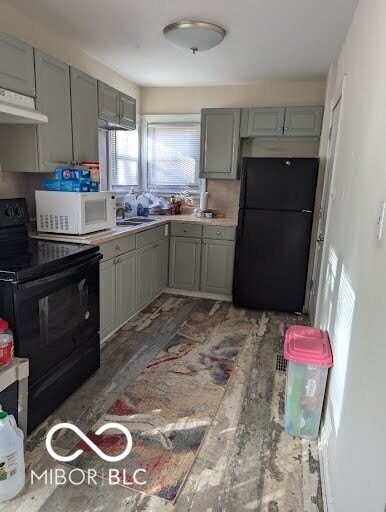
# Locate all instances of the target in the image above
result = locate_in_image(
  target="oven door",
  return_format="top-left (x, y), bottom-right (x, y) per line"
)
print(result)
top-left (13, 254), bottom-right (101, 431)
top-left (81, 193), bottom-right (115, 234)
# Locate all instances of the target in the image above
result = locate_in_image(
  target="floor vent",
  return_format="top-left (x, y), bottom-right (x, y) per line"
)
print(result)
top-left (275, 353), bottom-right (287, 372)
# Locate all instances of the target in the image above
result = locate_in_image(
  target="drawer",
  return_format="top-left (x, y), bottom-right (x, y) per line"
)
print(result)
top-left (170, 223), bottom-right (203, 238)
top-left (202, 225), bottom-right (236, 241)
top-left (136, 225), bottom-right (166, 249)
top-left (100, 235), bottom-right (136, 261)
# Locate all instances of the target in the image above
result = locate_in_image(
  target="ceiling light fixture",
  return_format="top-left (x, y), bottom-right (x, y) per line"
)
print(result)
top-left (163, 21), bottom-right (226, 54)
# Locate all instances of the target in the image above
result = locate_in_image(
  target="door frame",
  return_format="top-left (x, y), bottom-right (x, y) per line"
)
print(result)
top-left (309, 74), bottom-right (347, 324)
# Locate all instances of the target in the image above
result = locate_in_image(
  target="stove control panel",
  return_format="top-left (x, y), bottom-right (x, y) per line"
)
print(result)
top-left (0, 198), bottom-right (30, 228)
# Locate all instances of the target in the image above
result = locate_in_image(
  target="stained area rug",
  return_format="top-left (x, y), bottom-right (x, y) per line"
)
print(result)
top-left (68, 299), bottom-right (253, 502)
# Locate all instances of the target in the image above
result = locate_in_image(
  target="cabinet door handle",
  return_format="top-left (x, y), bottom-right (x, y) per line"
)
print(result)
top-left (117, 258), bottom-right (122, 263)
top-left (153, 243), bottom-right (157, 248)
top-left (203, 240), bottom-right (207, 244)
top-left (115, 245), bottom-right (121, 251)
top-left (196, 240), bottom-right (200, 244)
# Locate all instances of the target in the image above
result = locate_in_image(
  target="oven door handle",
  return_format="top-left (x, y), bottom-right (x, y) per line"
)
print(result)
top-left (17, 254), bottom-right (102, 290)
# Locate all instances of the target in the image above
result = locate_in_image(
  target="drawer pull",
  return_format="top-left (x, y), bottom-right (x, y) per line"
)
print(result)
top-left (216, 231), bottom-right (221, 235)
top-left (115, 245), bottom-right (121, 251)
top-left (183, 228), bottom-right (187, 232)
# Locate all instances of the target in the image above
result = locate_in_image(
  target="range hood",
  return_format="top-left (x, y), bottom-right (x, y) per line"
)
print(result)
top-left (0, 88), bottom-right (48, 124)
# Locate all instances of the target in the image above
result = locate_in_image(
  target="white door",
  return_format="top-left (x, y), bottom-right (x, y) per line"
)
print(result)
top-left (309, 98), bottom-right (342, 321)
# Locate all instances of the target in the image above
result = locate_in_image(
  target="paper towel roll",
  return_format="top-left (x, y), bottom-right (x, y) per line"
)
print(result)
top-left (200, 192), bottom-right (208, 211)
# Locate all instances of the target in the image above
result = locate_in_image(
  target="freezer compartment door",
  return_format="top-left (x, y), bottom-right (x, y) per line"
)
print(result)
top-left (233, 209), bottom-right (313, 312)
top-left (240, 157), bottom-right (318, 211)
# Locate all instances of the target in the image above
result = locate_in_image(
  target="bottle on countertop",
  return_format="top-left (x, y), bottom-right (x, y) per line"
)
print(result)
top-left (0, 408), bottom-right (25, 502)
top-left (124, 187), bottom-right (137, 218)
top-left (137, 193), bottom-right (150, 217)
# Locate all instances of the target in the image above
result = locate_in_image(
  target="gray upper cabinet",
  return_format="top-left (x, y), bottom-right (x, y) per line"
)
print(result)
top-left (98, 81), bottom-right (136, 129)
top-left (169, 236), bottom-right (201, 291)
top-left (283, 106), bottom-right (324, 137)
top-left (200, 108), bottom-right (241, 180)
top-left (70, 68), bottom-right (99, 162)
top-left (201, 239), bottom-right (235, 295)
top-left (35, 50), bottom-right (73, 171)
top-left (241, 107), bottom-right (285, 137)
top-left (120, 93), bottom-right (136, 129)
top-left (0, 33), bottom-right (35, 96)
top-left (98, 81), bottom-right (120, 124)
top-left (116, 251), bottom-right (136, 327)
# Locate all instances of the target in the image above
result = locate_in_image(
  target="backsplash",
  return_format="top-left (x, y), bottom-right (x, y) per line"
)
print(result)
top-left (0, 170), bottom-right (50, 219)
top-left (206, 179), bottom-right (240, 218)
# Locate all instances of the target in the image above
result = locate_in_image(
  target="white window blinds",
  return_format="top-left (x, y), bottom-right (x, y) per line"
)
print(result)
top-left (109, 128), bottom-right (139, 188)
top-left (147, 122), bottom-right (200, 192)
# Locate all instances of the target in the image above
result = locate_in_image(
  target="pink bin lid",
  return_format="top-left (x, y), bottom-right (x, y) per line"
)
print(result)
top-left (284, 325), bottom-right (333, 367)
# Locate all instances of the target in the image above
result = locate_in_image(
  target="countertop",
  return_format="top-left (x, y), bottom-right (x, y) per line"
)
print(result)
top-left (30, 215), bottom-right (238, 246)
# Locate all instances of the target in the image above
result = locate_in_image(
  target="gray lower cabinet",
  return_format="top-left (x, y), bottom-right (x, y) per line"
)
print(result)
top-left (35, 50), bottom-right (73, 171)
top-left (136, 244), bottom-right (155, 310)
top-left (241, 107), bottom-right (285, 137)
top-left (70, 68), bottom-right (99, 162)
top-left (201, 239), bottom-right (235, 294)
top-left (0, 33), bottom-right (35, 96)
top-left (169, 236), bottom-right (201, 290)
top-left (115, 250), bottom-right (136, 327)
top-left (154, 239), bottom-right (169, 295)
top-left (283, 106), bottom-right (324, 137)
top-left (98, 81), bottom-right (120, 124)
top-left (100, 228), bottom-right (169, 342)
top-left (199, 108), bottom-right (241, 180)
top-left (100, 258), bottom-right (116, 342)
top-left (100, 251), bottom-right (136, 341)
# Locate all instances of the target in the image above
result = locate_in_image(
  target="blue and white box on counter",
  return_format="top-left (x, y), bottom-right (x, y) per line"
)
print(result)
top-left (90, 181), bottom-right (99, 192)
top-left (55, 168), bottom-right (91, 181)
top-left (60, 179), bottom-right (91, 192)
top-left (44, 179), bottom-right (91, 192)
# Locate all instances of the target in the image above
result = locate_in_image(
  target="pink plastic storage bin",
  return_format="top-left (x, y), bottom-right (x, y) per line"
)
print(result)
top-left (284, 325), bottom-right (333, 440)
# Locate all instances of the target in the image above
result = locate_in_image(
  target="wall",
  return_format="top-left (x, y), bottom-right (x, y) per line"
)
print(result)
top-left (0, 2), bottom-right (140, 218)
top-left (141, 81), bottom-right (326, 114)
top-left (315, 0), bottom-right (386, 510)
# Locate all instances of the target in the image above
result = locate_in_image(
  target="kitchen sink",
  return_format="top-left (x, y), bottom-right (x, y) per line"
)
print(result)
top-left (116, 217), bottom-right (157, 226)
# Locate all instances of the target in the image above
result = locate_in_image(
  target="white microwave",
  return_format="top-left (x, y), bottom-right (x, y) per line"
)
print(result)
top-left (35, 191), bottom-right (116, 235)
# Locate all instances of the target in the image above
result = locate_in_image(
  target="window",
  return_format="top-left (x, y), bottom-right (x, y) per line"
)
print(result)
top-left (109, 127), bottom-right (139, 190)
top-left (142, 114), bottom-right (202, 194)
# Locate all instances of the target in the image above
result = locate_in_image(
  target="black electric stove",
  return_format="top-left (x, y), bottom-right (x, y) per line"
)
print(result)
top-left (0, 198), bottom-right (102, 433)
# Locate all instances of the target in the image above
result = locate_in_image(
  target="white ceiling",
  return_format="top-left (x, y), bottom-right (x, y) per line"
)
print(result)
top-left (7, 0), bottom-right (358, 87)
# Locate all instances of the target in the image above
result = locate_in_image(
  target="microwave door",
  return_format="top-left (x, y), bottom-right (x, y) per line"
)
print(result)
top-left (81, 195), bottom-right (115, 234)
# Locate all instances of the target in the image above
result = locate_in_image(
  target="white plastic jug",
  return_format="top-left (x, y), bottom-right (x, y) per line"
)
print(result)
top-left (0, 409), bottom-right (25, 502)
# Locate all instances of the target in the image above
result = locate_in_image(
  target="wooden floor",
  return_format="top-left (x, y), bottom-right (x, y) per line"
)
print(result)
top-left (2, 294), bottom-right (323, 512)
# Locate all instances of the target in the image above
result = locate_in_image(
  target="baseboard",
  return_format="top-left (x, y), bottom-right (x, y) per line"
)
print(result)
top-left (165, 287), bottom-right (232, 302)
top-left (318, 437), bottom-right (334, 512)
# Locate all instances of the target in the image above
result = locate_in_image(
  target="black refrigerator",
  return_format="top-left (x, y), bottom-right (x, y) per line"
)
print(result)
top-left (233, 157), bottom-right (318, 313)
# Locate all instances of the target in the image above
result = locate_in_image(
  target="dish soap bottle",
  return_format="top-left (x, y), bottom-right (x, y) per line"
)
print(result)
top-left (0, 408), bottom-right (25, 502)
